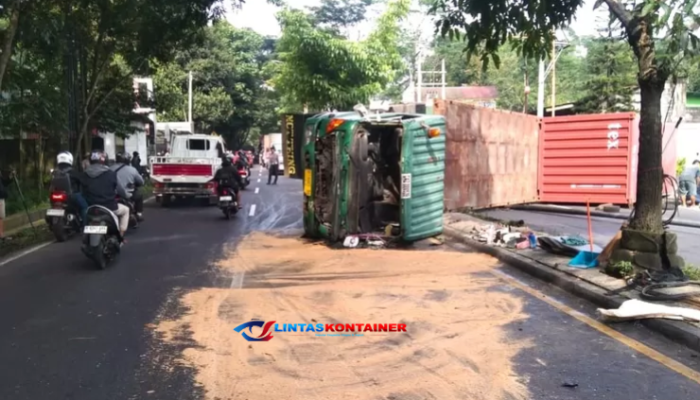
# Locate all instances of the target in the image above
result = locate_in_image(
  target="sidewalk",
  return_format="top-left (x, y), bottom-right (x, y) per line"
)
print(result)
top-left (443, 212), bottom-right (700, 352)
top-left (515, 203), bottom-right (700, 229)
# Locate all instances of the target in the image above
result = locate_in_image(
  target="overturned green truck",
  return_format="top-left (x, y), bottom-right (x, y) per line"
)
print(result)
top-left (302, 112), bottom-right (446, 243)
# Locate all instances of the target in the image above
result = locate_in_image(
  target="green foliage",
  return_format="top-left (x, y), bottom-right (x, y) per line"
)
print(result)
top-left (577, 37), bottom-right (637, 113)
top-left (154, 22), bottom-right (280, 148)
top-left (683, 264), bottom-right (700, 281)
top-left (308, 0), bottom-right (377, 35)
top-left (607, 260), bottom-right (635, 279)
top-left (273, 0), bottom-right (410, 111)
top-left (677, 157), bottom-right (687, 177)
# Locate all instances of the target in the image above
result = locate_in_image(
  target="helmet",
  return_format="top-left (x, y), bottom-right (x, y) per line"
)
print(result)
top-left (115, 152), bottom-right (126, 164)
top-left (222, 155), bottom-right (233, 167)
top-left (56, 151), bottom-right (73, 166)
top-left (90, 151), bottom-right (106, 164)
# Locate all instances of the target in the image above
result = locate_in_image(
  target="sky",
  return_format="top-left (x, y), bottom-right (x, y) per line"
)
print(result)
top-left (225, 0), bottom-right (603, 38)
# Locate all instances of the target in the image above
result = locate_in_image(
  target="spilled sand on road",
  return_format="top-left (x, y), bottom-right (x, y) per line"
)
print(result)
top-left (150, 232), bottom-right (532, 400)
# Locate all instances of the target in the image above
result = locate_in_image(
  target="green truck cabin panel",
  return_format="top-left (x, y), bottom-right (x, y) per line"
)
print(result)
top-left (400, 117), bottom-right (447, 242)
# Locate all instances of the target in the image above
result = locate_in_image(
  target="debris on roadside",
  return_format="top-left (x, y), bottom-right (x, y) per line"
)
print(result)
top-left (597, 299), bottom-right (700, 323)
top-left (342, 234), bottom-right (387, 249)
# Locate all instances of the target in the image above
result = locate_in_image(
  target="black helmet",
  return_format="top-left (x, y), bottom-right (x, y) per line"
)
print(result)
top-left (222, 156), bottom-right (233, 167)
top-left (116, 152), bottom-right (127, 164)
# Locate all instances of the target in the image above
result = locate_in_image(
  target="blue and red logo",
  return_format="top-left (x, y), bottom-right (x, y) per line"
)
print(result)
top-left (234, 320), bottom-right (406, 341)
top-left (234, 320), bottom-right (276, 341)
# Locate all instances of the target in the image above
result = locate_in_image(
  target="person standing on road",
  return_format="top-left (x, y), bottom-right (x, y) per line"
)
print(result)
top-left (679, 159), bottom-right (700, 207)
top-left (0, 169), bottom-right (14, 242)
top-left (267, 147), bottom-right (280, 185)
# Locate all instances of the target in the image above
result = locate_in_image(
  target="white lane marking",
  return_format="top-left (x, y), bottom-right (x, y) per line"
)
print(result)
top-left (249, 204), bottom-right (257, 217)
top-left (255, 187), bottom-right (259, 194)
top-left (0, 241), bottom-right (54, 267)
top-left (230, 270), bottom-right (246, 289)
top-left (257, 178), bottom-right (261, 183)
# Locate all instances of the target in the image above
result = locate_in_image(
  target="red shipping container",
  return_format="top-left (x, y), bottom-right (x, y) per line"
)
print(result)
top-left (539, 113), bottom-right (677, 205)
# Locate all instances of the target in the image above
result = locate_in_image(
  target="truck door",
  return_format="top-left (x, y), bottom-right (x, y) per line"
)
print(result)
top-left (399, 116), bottom-right (447, 241)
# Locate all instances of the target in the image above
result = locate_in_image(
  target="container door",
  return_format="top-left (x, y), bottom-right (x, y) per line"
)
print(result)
top-left (400, 116), bottom-right (446, 241)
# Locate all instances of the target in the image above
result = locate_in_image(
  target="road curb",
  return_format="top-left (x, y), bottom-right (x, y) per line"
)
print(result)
top-left (443, 226), bottom-right (700, 353)
top-left (512, 204), bottom-right (700, 229)
top-left (0, 195), bottom-right (156, 267)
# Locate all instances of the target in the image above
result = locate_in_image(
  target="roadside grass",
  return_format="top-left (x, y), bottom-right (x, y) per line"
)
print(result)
top-left (0, 224), bottom-right (53, 259)
top-left (683, 264), bottom-right (700, 281)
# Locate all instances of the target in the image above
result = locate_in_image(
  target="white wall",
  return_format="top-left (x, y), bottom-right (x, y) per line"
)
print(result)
top-left (676, 122), bottom-right (700, 163)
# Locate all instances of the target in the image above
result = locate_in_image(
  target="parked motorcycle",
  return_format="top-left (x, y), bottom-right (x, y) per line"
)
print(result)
top-left (81, 205), bottom-right (122, 269)
top-left (45, 191), bottom-right (82, 242)
top-left (218, 187), bottom-right (239, 220)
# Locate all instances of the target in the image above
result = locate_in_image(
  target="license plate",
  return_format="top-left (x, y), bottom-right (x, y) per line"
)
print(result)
top-left (84, 225), bottom-right (108, 234)
top-left (46, 209), bottom-right (65, 217)
top-left (304, 169), bottom-right (312, 196)
top-left (219, 196), bottom-right (232, 201)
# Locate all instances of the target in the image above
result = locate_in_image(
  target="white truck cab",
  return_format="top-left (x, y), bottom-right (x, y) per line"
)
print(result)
top-left (149, 133), bottom-right (226, 206)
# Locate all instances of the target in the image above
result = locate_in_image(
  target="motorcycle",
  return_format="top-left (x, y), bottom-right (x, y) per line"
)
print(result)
top-left (81, 205), bottom-right (122, 269)
top-left (238, 165), bottom-right (251, 189)
top-left (45, 190), bottom-right (82, 242)
top-left (119, 188), bottom-right (140, 229)
top-left (218, 187), bottom-right (239, 220)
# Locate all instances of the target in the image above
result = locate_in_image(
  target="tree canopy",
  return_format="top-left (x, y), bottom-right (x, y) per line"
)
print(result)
top-left (272, 0), bottom-right (410, 111)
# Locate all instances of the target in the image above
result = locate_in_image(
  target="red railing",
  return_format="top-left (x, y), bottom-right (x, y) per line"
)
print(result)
top-left (152, 164), bottom-right (213, 176)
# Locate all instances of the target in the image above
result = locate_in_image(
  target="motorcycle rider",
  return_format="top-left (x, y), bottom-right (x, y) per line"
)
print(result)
top-left (212, 155), bottom-right (243, 209)
top-left (111, 152), bottom-right (145, 221)
top-left (49, 151), bottom-right (88, 225)
top-left (83, 151), bottom-right (130, 241)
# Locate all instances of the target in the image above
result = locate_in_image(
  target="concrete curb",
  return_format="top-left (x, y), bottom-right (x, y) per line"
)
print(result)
top-left (512, 204), bottom-right (700, 229)
top-left (443, 225), bottom-right (700, 353)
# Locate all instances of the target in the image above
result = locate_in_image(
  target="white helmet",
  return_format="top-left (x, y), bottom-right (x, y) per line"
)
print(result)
top-left (56, 151), bottom-right (74, 166)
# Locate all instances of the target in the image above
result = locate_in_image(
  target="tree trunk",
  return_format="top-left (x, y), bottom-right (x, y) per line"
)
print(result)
top-left (0, 1), bottom-right (21, 92)
top-left (629, 79), bottom-right (665, 234)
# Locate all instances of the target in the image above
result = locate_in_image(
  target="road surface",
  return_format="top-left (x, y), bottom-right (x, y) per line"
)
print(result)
top-left (478, 208), bottom-right (700, 267)
top-left (0, 166), bottom-right (698, 399)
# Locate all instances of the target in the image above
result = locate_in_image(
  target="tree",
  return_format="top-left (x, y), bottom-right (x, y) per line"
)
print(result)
top-left (430, 0), bottom-right (700, 235)
top-left (153, 22), bottom-right (278, 148)
top-left (273, 0), bottom-right (410, 111)
top-left (308, 0), bottom-right (376, 36)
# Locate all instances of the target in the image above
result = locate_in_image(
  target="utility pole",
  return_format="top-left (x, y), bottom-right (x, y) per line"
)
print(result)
top-left (417, 51), bottom-right (422, 104)
top-left (441, 59), bottom-right (446, 100)
top-left (551, 37), bottom-right (556, 116)
top-left (536, 59), bottom-right (545, 118)
top-left (187, 71), bottom-right (193, 130)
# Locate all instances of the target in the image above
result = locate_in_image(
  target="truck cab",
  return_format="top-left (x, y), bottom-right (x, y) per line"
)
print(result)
top-left (302, 112), bottom-right (446, 243)
top-left (149, 133), bottom-right (226, 206)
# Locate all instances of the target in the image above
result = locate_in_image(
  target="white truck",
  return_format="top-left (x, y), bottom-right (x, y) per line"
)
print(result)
top-left (149, 133), bottom-right (226, 206)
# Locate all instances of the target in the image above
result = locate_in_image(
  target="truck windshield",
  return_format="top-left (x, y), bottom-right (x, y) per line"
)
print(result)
top-left (187, 139), bottom-right (210, 150)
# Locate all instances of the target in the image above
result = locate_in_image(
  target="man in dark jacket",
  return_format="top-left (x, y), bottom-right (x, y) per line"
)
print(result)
top-left (0, 170), bottom-right (14, 241)
top-left (213, 156), bottom-right (244, 209)
top-left (131, 151), bottom-right (142, 173)
top-left (83, 151), bottom-right (130, 240)
top-left (50, 151), bottom-right (88, 225)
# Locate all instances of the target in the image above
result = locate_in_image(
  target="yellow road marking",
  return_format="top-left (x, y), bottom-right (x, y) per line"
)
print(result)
top-left (489, 269), bottom-right (700, 385)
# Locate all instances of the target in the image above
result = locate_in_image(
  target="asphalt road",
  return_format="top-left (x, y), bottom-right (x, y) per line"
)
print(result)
top-left (478, 208), bottom-right (700, 266)
top-left (0, 166), bottom-right (698, 399)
